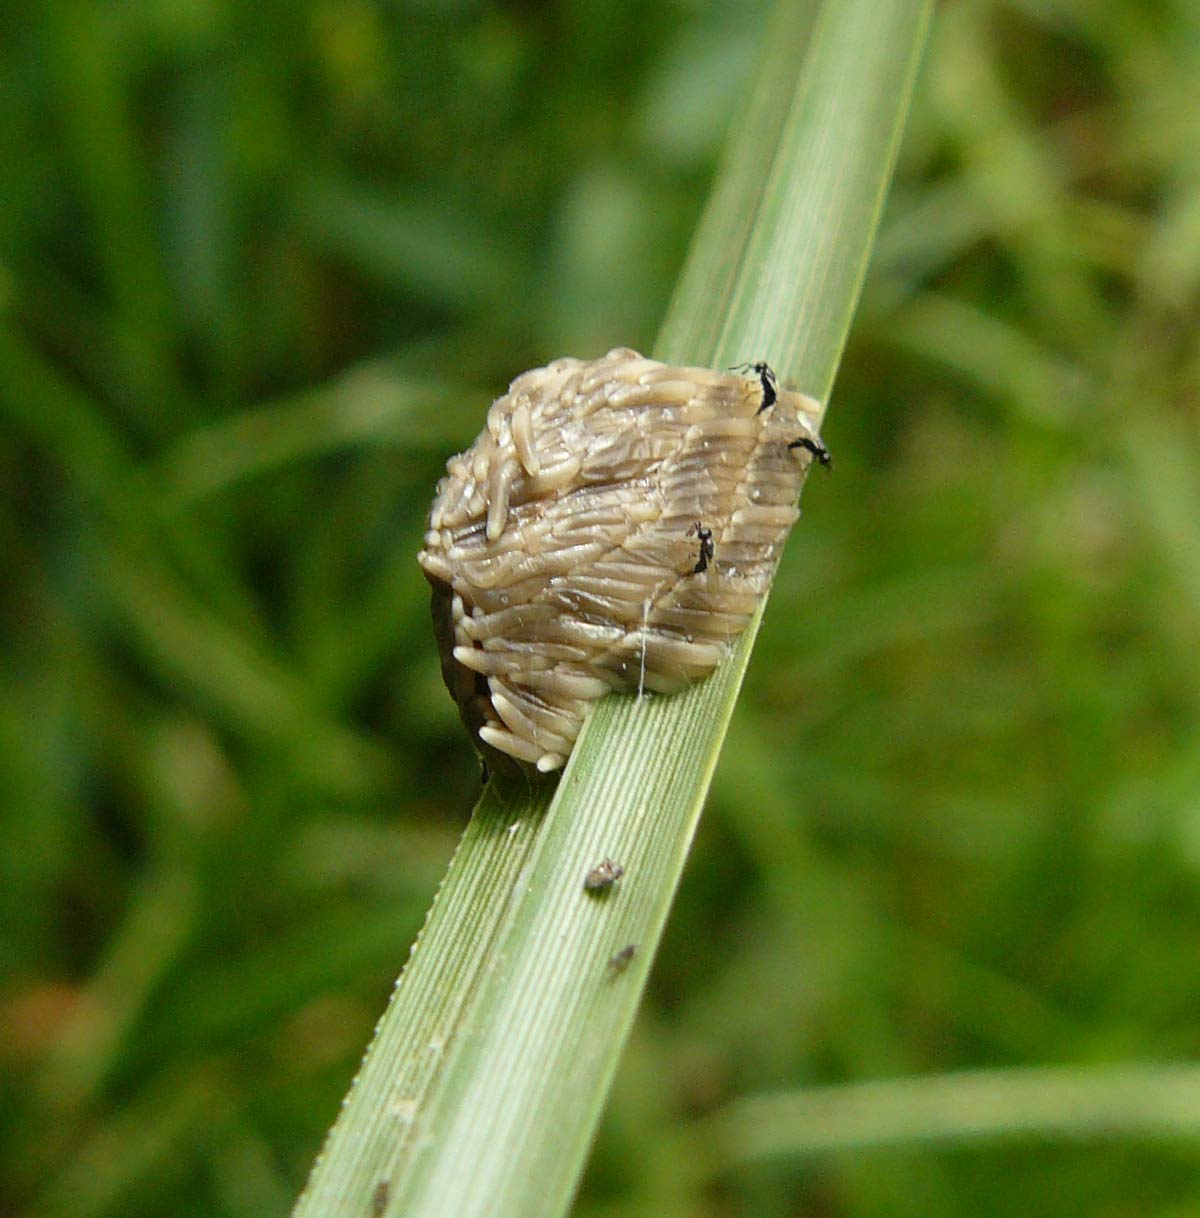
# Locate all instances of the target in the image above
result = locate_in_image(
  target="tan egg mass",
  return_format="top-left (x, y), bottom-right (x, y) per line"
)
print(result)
top-left (418, 347), bottom-right (826, 773)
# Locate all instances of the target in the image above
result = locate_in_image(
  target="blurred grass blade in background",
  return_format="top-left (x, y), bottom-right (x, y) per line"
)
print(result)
top-left (293, 1), bottom-right (932, 1216)
top-left (692, 1063), bottom-right (1200, 1166)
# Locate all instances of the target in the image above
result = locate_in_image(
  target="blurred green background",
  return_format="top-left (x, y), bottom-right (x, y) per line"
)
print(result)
top-left (4, 0), bottom-right (1200, 1215)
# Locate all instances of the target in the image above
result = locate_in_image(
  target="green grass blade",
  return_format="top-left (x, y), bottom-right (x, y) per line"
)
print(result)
top-left (293, 1), bottom-right (932, 1215)
top-left (687, 1063), bottom-right (1200, 1167)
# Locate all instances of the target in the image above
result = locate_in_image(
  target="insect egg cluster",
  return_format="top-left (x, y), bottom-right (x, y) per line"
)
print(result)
top-left (418, 347), bottom-right (826, 773)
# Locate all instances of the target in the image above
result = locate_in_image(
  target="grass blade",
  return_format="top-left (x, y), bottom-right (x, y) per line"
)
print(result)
top-left (294, 1), bottom-right (932, 1214)
top-left (688, 1063), bottom-right (1200, 1167)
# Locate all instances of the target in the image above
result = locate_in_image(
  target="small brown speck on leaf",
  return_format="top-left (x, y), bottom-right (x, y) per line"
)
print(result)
top-left (607, 944), bottom-right (636, 974)
top-left (371, 1179), bottom-right (389, 1217)
top-left (584, 858), bottom-right (625, 892)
